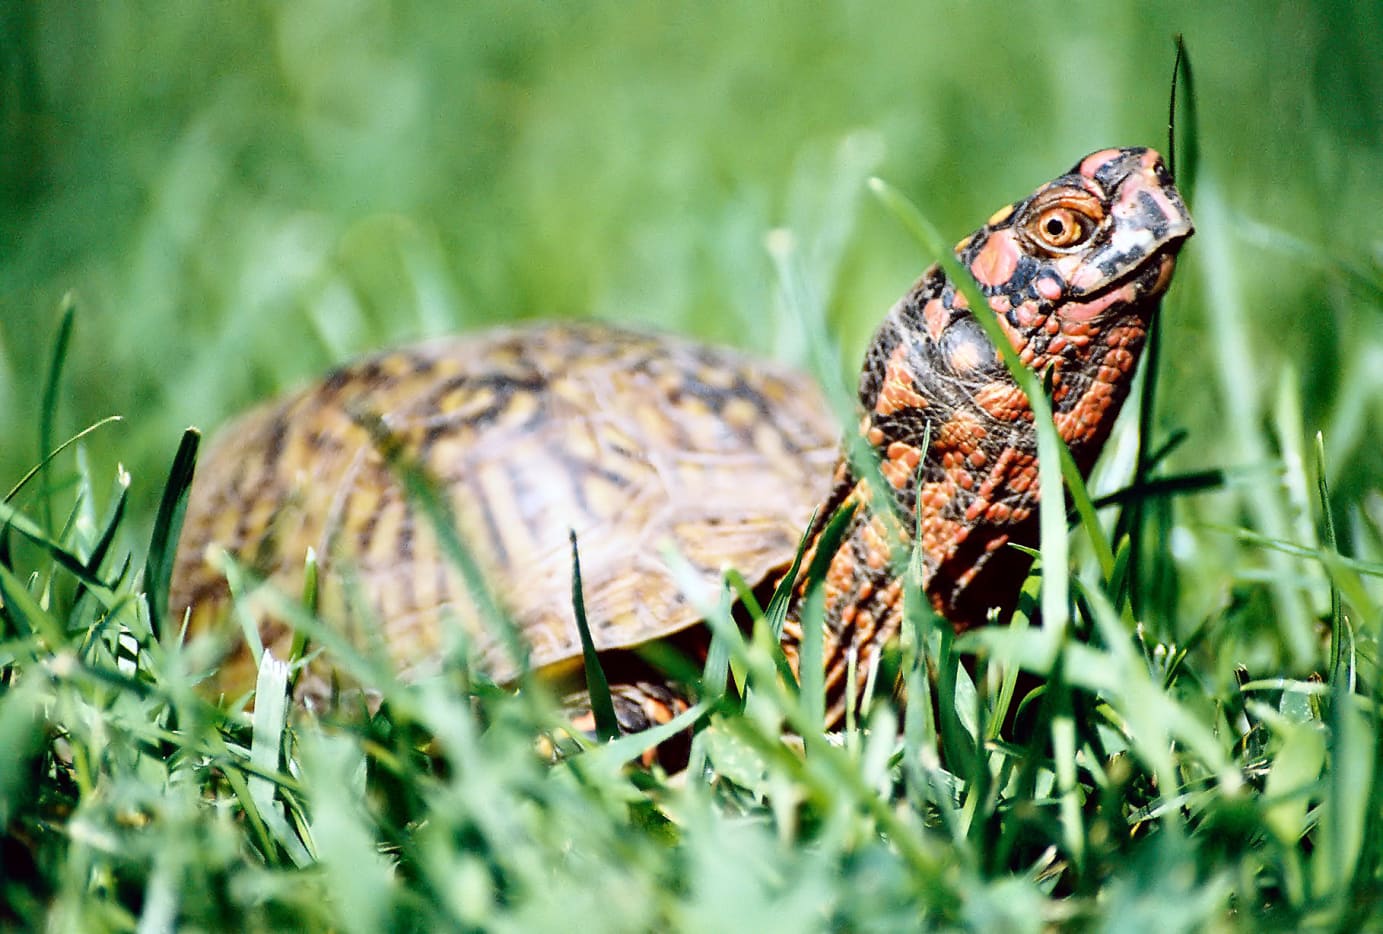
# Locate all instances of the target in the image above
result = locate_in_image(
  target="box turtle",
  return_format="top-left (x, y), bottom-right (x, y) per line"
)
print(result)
top-left (170, 147), bottom-right (1193, 729)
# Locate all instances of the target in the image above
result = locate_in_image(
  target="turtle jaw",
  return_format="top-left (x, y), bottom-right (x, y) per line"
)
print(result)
top-left (1061, 148), bottom-right (1194, 301)
top-left (1049, 241), bottom-right (1185, 326)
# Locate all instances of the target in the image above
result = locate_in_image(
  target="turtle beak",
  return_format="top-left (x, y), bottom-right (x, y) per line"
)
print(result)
top-left (1120, 148), bottom-right (1194, 244)
top-left (1066, 148), bottom-right (1194, 297)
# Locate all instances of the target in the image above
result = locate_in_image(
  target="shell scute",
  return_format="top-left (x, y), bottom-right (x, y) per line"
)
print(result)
top-left (171, 324), bottom-right (838, 691)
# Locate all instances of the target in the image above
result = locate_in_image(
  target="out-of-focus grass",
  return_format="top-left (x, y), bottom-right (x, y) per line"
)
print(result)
top-left (3, 4), bottom-right (1379, 496)
top-left (2, 1), bottom-right (1383, 929)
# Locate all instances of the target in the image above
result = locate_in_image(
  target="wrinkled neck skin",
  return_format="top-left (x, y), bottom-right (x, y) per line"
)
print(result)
top-left (785, 270), bottom-right (1165, 720)
top-left (865, 262), bottom-right (1164, 608)
top-left (779, 147), bottom-right (1191, 723)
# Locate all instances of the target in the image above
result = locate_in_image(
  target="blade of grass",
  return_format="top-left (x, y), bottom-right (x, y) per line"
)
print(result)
top-left (985, 575), bottom-right (1040, 742)
top-left (0, 561), bottom-right (68, 655)
top-left (1081, 576), bottom-right (1240, 797)
top-left (1222, 527), bottom-right (1383, 622)
top-left (568, 530), bottom-right (619, 743)
top-left (213, 553), bottom-right (401, 706)
top-left (1090, 467), bottom-right (1228, 510)
top-left (580, 701), bottom-right (711, 773)
top-left (799, 502), bottom-right (858, 736)
top-left (144, 428), bottom-right (200, 642)
top-left (760, 507), bottom-right (822, 644)
top-left (0, 485), bottom-right (179, 623)
top-left (5, 416), bottom-right (125, 506)
top-left (767, 229), bottom-right (912, 574)
top-left (1119, 35), bottom-right (1200, 618)
top-left (69, 463), bottom-right (130, 616)
top-left (249, 650), bottom-right (313, 865)
top-left (38, 294), bottom-right (75, 536)
top-left (1315, 434), bottom-right (1345, 687)
top-left (1168, 34), bottom-right (1200, 206)
top-left (1314, 683), bottom-right (1375, 916)
top-left (690, 581), bottom-right (949, 879)
top-left (219, 553), bottom-right (266, 668)
top-left (286, 547), bottom-right (319, 699)
top-left (1196, 179), bottom-right (1316, 665)
top-left (902, 434), bottom-right (973, 823)
top-left (1049, 661), bottom-right (1086, 877)
top-left (717, 567), bottom-right (760, 702)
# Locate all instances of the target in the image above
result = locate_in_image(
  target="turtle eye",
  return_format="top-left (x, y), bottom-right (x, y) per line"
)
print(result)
top-left (1038, 208), bottom-right (1085, 246)
top-left (1019, 190), bottom-right (1104, 254)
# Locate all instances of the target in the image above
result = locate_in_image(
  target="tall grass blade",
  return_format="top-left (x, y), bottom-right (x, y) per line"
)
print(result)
top-left (568, 529), bottom-right (619, 743)
top-left (798, 501), bottom-right (856, 734)
top-left (761, 507), bottom-right (821, 644)
top-left (38, 295), bottom-right (75, 536)
top-left (144, 428), bottom-right (200, 641)
top-left (1314, 433), bottom-right (1346, 687)
top-left (1168, 34), bottom-right (1200, 205)
top-left (5, 416), bottom-right (124, 507)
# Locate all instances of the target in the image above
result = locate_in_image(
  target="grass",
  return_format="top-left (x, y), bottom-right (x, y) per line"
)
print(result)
top-left (3, 3), bottom-right (1383, 930)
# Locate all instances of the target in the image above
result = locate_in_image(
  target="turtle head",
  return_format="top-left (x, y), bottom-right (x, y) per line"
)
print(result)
top-left (956, 147), bottom-right (1193, 327)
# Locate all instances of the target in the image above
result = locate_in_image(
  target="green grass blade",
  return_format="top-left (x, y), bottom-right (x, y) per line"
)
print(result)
top-left (0, 561), bottom-right (67, 652)
top-left (761, 507), bottom-right (821, 644)
top-left (1314, 433), bottom-right (1346, 687)
top-left (1118, 37), bottom-right (1198, 621)
top-left (70, 464), bottom-right (130, 617)
top-left (798, 501), bottom-right (857, 735)
top-left (0, 495), bottom-right (124, 612)
top-left (247, 650), bottom-right (313, 865)
top-left (144, 428), bottom-right (200, 642)
top-left (580, 701), bottom-right (710, 773)
top-left (568, 529), bottom-right (619, 743)
top-left (37, 294), bottom-right (75, 536)
top-left (1091, 467), bottom-right (1228, 510)
top-left (286, 547), bottom-right (319, 698)
top-left (1168, 34), bottom-right (1200, 206)
top-left (5, 416), bottom-right (124, 506)
top-left (1195, 180), bottom-right (1316, 666)
top-left (1050, 691), bottom-right (1085, 875)
top-left (716, 567), bottom-right (759, 701)
top-left (218, 554), bottom-right (266, 668)
top-left (1313, 687), bottom-right (1375, 916)
top-left (1225, 526), bottom-right (1383, 580)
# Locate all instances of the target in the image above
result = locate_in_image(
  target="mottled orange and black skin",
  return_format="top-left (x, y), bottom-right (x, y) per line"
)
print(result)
top-left (787, 148), bottom-right (1193, 712)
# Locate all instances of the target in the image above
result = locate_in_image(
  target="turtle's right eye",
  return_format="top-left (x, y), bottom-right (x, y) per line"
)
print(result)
top-left (1037, 208), bottom-right (1086, 247)
top-left (1019, 189), bottom-right (1104, 255)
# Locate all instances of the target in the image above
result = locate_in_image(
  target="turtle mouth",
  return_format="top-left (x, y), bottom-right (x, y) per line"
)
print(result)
top-left (1104, 233), bottom-right (1187, 295)
top-left (1053, 241), bottom-right (1186, 323)
top-left (1061, 151), bottom-right (1195, 302)
top-left (1064, 212), bottom-right (1193, 306)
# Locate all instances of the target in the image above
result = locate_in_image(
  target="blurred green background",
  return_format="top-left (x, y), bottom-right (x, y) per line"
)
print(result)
top-left (1, 2), bottom-right (1380, 645)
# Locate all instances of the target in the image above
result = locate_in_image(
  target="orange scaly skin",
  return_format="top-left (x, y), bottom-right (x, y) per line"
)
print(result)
top-left (785, 148), bottom-right (1193, 711)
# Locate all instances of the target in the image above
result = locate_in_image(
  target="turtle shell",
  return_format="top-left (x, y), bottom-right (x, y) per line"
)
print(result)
top-left (171, 323), bottom-right (838, 694)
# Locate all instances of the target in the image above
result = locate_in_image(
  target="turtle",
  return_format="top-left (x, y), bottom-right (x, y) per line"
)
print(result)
top-left (170, 146), bottom-right (1193, 732)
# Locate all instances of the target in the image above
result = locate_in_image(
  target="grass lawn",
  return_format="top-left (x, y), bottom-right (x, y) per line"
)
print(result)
top-left (2, 3), bottom-right (1382, 929)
